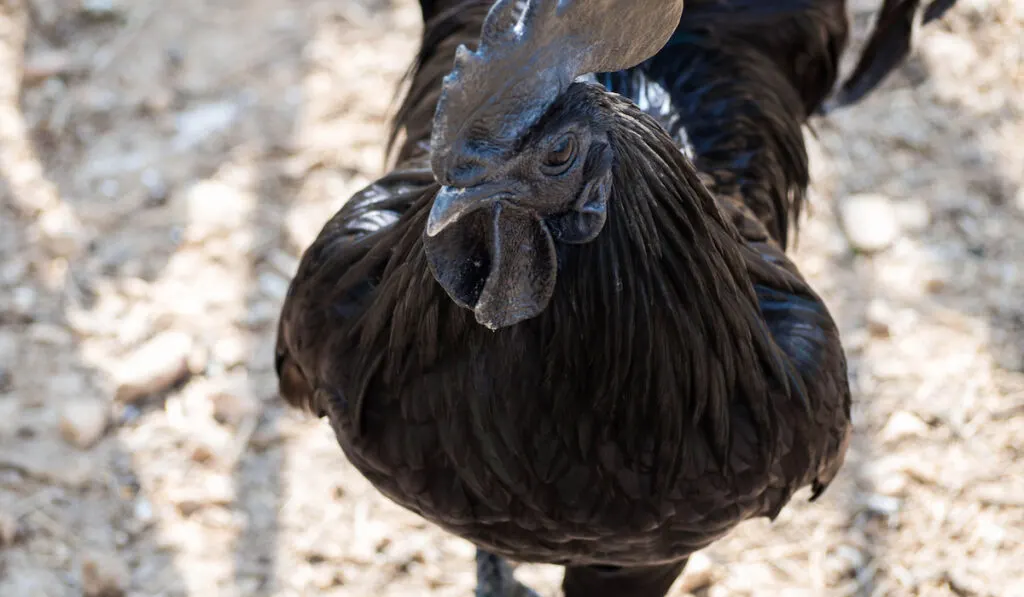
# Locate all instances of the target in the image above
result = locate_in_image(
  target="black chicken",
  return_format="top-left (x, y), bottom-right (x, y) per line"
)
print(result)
top-left (275, 0), bottom-right (954, 595)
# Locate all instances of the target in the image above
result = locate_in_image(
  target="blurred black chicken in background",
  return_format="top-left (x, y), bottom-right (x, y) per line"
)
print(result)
top-left (275, 0), bottom-right (958, 595)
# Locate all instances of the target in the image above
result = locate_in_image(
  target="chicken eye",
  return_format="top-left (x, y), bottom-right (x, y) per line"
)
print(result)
top-left (543, 134), bottom-right (577, 173)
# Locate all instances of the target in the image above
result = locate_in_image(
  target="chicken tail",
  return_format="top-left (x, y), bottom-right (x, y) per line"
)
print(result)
top-left (823, 0), bottom-right (959, 112)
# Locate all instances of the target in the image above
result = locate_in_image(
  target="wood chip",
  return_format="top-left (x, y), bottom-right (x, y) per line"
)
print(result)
top-left (881, 411), bottom-right (930, 443)
top-left (58, 399), bottom-right (110, 449)
top-left (113, 331), bottom-right (193, 402)
top-left (838, 193), bottom-right (900, 253)
top-left (81, 551), bottom-right (128, 597)
top-left (0, 509), bottom-right (23, 547)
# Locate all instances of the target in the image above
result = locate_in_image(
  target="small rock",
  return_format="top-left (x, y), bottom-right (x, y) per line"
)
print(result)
top-left (348, 519), bottom-right (391, 564)
top-left (864, 299), bottom-right (894, 338)
top-left (881, 411), bottom-right (929, 443)
top-left (310, 566), bottom-right (344, 590)
top-left (249, 424), bottom-right (282, 450)
top-left (972, 519), bottom-right (1006, 547)
top-left (114, 403), bottom-right (142, 426)
top-left (181, 180), bottom-right (252, 242)
top-left (676, 551), bottom-right (717, 593)
top-left (924, 277), bottom-right (946, 294)
top-left (133, 497), bottom-right (155, 525)
top-left (36, 203), bottom-right (87, 257)
top-left (823, 545), bottom-right (865, 584)
top-left (267, 249), bottom-right (300, 278)
top-left (0, 445), bottom-right (97, 488)
top-left (838, 193), bottom-right (900, 253)
top-left (141, 88), bottom-right (174, 115)
top-left (81, 551), bottom-right (128, 597)
top-left (189, 443), bottom-right (216, 465)
top-left (0, 332), bottom-right (15, 361)
top-left (171, 474), bottom-right (235, 515)
top-left (874, 472), bottom-right (908, 497)
top-left (58, 399), bottom-right (110, 449)
top-left (1, 568), bottom-right (67, 596)
top-left (0, 397), bottom-right (18, 439)
top-left (239, 301), bottom-right (278, 330)
top-left (285, 202), bottom-right (333, 251)
top-left (920, 31), bottom-right (978, 79)
top-left (204, 473), bottom-right (235, 504)
top-left (867, 453), bottom-right (940, 487)
top-left (0, 368), bottom-right (11, 392)
top-left (208, 380), bottom-right (260, 427)
top-left (258, 271), bottom-right (290, 301)
top-left (721, 561), bottom-right (775, 592)
top-left (944, 569), bottom-right (988, 597)
top-left (0, 258), bottom-right (28, 286)
top-left (212, 334), bottom-right (248, 369)
top-left (114, 332), bottom-right (193, 402)
top-left (444, 537), bottom-right (477, 560)
top-left (29, 322), bottom-right (74, 346)
top-left (169, 497), bottom-right (201, 520)
top-left (235, 577), bottom-right (263, 595)
top-left (863, 493), bottom-right (901, 517)
top-left (893, 199), bottom-right (931, 232)
top-left (173, 101), bottom-right (241, 152)
top-left (27, 0), bottom-right (61, 27)
top-left (23, 50), bottom-right (76, 85)
top-left (971, 482), bottom-right (1024, 508)
top-left (834, 545), bottom-right (866, 570)
top-left (11, 286), bottom-right (37, 318)
top-left (141, 168), bottom-right (168, 205)
top-left (79, 86), bottom-right (119, 113)
top-left (111, 306), bottom-right (153, 348)
top-left (80, 0), bottom-right (122, 18)
top-left (99, 179), bottom-right (119, 199)
top-left (187, 342), bottom-right (209, 376)
top-left (0, 509), bottom-right (23, 547)
top-left (50, 374), bottom-right (89, 401)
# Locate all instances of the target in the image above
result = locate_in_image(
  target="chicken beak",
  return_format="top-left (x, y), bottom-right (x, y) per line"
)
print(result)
top-left (426, 184), bottom-right (511, 237)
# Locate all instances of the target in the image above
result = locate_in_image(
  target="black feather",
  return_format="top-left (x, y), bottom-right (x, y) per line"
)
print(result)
top-left (826, 0), bottom-right (960, 111)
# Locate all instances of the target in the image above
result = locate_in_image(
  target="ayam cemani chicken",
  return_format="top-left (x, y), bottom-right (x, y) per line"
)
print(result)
top-left (276, 0), bottom-right (956, 595)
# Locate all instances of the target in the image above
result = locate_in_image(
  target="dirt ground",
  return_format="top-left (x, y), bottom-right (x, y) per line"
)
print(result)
top-left (0, 0), bottom-right (1021, 595)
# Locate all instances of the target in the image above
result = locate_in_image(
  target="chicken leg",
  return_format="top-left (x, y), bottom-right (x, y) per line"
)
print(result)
top-left (475, 549), bottom-right (542, 597)
top-left (562, 561), bottom-right (690, 597)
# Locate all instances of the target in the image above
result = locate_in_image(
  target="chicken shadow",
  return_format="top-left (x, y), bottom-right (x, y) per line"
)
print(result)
top-left (0, 3), bottom-right (194, 594)
top-left (0, 0), bottom-right (323, 594)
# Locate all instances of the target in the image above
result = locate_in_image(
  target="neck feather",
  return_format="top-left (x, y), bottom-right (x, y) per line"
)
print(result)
top-left (537, 102), bottom-right (798, 474)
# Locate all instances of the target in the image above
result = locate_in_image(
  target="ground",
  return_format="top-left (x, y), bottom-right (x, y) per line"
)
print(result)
top-left (0, 0), bottom-right (1021, 595)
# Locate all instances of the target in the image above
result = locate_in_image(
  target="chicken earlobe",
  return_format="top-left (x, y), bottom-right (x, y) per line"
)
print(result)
top-left (546, 167), bottom-right (611, 244)
top-left (424, 201), bottom-right (557, 330)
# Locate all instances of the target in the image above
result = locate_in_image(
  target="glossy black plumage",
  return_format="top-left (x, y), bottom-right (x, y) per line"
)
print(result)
top-left (826, 0), bottom-right (960, 111)
top-left (271, 1), bottom-right (920, 594)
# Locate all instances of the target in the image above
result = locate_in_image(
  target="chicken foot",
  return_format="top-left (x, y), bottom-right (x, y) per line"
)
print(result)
top-left (475, 549), bottom-right (542, 597)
